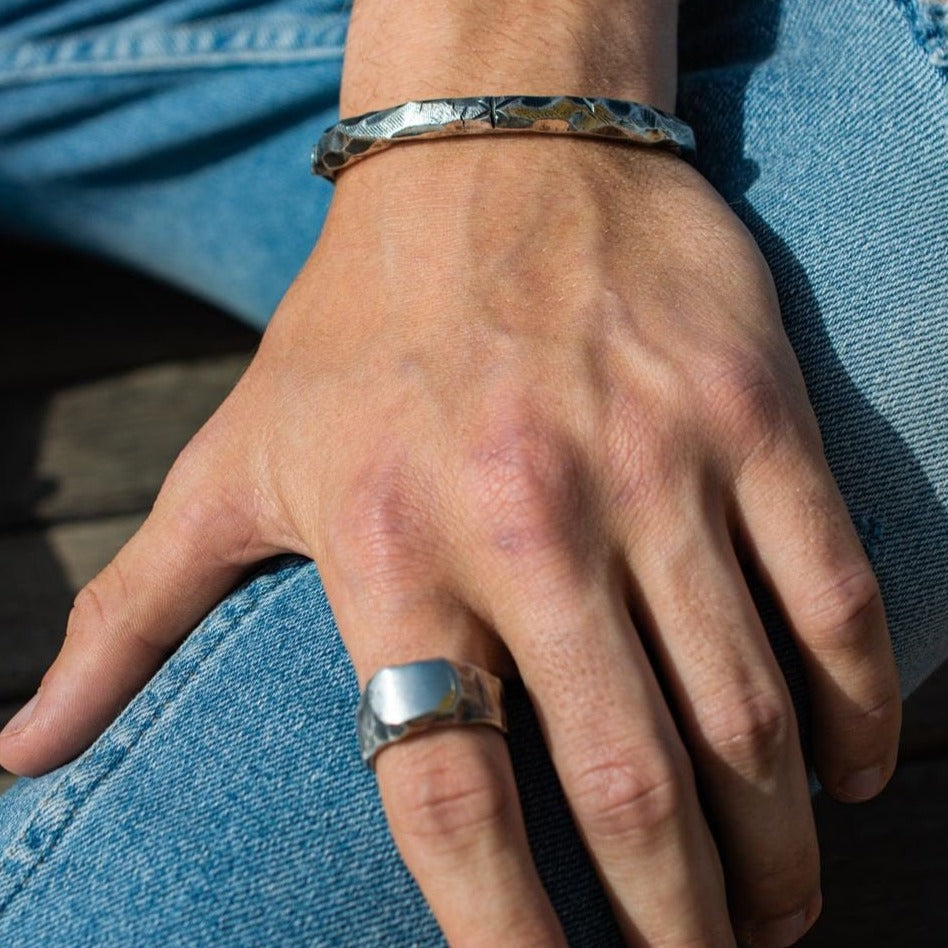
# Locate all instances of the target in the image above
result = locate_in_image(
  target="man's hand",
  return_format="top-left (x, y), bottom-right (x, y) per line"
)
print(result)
top-left (0, 136), bottom-right (900, 946)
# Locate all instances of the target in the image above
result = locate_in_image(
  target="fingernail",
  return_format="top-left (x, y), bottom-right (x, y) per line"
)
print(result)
top-left (838, 765), bottom-right (884, 801)
top-left (0, 693), bottom-right (40, 739)
top-left (748, 908), bottom-right (809, 947)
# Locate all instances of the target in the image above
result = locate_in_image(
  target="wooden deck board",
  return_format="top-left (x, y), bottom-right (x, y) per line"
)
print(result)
top-left (0, 354), bottom-right (251, 528)
top-left (900, 661), bottom-right (948, 762)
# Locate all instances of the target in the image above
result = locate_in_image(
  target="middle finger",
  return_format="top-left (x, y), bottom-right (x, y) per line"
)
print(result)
top-left (475, 566), bottom-right (735, 946)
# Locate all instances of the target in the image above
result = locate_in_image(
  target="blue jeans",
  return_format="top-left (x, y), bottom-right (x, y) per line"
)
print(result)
top-left (0, 0), bottom-right (946, 943)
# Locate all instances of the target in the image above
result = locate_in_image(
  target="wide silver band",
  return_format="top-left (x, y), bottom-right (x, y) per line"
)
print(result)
top-left (357, 658), bottom-right (506, 769)
top-left (312, 95), bottom-right (697, 181)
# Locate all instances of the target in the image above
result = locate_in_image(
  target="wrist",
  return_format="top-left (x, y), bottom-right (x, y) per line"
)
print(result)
top-left (339, 0), bottom-right (678, 116)
top-left (323, 135), bottom-right (699, 284)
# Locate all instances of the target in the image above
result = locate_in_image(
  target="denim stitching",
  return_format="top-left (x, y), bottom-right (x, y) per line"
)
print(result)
top-left (0, 14), bottom-right (347, 87)
top-left (0, 557), bottom-right (313, 917)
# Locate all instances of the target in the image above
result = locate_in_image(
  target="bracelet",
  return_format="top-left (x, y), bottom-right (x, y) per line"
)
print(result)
top-left (311, 95), bottom-right (696, 182)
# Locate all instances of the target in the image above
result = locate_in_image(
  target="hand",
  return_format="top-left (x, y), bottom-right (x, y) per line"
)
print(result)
top-left (0, 138), bottom-right (900, 946)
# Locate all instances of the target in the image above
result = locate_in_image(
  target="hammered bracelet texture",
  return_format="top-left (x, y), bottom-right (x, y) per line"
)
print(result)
top-left (311, 95), bottom-right (697, 182)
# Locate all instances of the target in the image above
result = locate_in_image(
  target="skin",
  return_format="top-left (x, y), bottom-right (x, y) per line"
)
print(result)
top-left (0, 2), bottom-right (901, 945)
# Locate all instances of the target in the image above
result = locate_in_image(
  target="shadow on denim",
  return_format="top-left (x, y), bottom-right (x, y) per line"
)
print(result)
top-left (678, 0), bottom-right (948, 740)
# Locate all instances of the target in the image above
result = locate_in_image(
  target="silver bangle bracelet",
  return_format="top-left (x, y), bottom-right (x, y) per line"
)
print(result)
top-left (311, 94), bottom-right (696, 182)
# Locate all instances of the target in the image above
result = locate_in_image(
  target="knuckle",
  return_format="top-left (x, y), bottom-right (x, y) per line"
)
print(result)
top-left (67, 576), bottom-right (114, 641)
top-left (68, 563), bottom-right (166, 658)
top-left (464, 421), bottom-right (583, 558)
top-left (156, 436), bottom-right (262, 563)
top-left (699, 353), bottom-right (790, 464)
top-left (838, 689), bottom-right (902, 751)
top-left (328, 465), bottom-right (432, 586)
top-left (570, 747), bottom-right (686, 840)
top-left (156, 484), bottom-right (259, 568)
top-left (160, 428), bottom-right (221, 497)
top-left (700, 690), bottom-right (792, 780)
top-left (389, 749), bottom-right (507, 849)
top-left (860, 690), bottom-right (901, 731)
top-left (741, 846), bottom-right (821, 920)
top-left (172, 491), bottom-right (237, 549)
top-left (801, 567), bottom-right (883, 650)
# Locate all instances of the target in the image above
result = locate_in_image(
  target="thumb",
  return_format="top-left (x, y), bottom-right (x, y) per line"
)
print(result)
top-left (0, 477), bottom-right (271, 777)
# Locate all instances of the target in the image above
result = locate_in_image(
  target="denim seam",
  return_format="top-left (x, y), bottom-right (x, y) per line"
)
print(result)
top-left (0, 558), bottom-right (311, 918)
top-left (0, 14), bottom-right (347, 87)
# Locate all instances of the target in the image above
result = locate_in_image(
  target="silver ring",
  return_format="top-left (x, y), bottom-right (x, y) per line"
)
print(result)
top-left (357, 658), bottom-right (507, 769)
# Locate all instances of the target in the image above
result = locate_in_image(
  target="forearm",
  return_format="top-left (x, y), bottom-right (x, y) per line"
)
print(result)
top-left (340, 0), bottom-right (679, 115)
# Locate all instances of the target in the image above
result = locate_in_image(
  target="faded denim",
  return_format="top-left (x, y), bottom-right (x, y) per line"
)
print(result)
top-left (0, 0), bottom-right (946, 944)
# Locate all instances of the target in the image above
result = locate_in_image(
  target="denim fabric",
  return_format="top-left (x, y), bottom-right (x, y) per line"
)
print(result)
top-left (0, 0), bottom-right (946, 944)
top-left (0, 557), bottom-right (621, 945)
top-left (0, 0), bottom-right (348, 324)
top-left (896, 0), bottom-right (948, 71)
top-left (676, 0), bottom-right (948, 706)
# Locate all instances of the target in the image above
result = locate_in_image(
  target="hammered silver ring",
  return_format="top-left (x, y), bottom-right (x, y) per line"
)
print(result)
top-left (356, 658), bottom-right (507, 770)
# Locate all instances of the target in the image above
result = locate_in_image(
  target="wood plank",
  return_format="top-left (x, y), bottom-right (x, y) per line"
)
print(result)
top-left (0, 704), bottom-right (17, 731)
top-left (900, 660), bottom-right (948, 760)
top-left (0, 354), bottom-right (251, 528)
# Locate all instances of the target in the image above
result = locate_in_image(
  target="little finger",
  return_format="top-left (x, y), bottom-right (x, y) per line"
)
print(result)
top-left (736, 441), bottom-right (901, 802)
